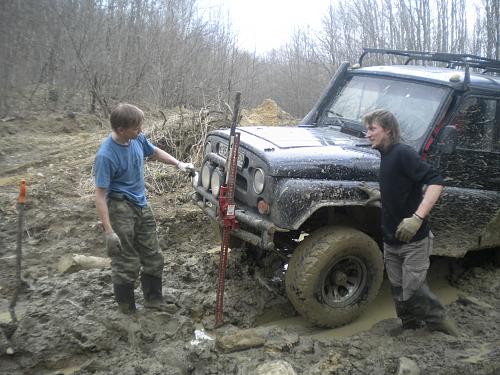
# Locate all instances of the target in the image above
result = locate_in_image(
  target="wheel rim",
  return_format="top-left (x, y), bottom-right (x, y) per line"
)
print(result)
top-left (320, 255), bottom-right (368, 307)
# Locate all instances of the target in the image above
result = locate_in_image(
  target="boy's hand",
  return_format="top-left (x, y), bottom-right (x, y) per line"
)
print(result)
top-left (395, 214), bottom-right (423, 242)
top-left (105, 232), bottom-right (122, 257)
top-left (177, 162), bottom-right (195, 174)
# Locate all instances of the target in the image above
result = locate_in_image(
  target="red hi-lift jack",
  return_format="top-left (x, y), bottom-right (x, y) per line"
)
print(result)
top-left (215, 92), bottom-right (241, 327)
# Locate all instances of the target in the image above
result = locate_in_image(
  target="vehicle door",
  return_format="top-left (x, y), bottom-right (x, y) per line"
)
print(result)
top-left (427, 95), bottom-right (500, 256)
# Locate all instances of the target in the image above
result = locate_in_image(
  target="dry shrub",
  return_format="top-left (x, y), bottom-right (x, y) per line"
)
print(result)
top-left (77, 104), bottom-right (233, 197)
top-left (143, 105), bottom-right (232, 194)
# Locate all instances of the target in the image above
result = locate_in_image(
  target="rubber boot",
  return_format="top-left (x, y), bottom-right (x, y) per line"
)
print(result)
top-left (389, 286), bottom-right (424, 336)
top-left (410, 283), bottom-right (459, 336)
top-left (113, 284), bottom-right (137, 314)
top-left (392, 300), bottom-right (425, 334)
top-left (140, 273), bottom-right (178, 313)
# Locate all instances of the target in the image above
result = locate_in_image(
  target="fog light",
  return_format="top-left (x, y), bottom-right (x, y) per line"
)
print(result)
top-left (253, 168), bottom-right (265, 194)
top-left (211, 168), bottom-right (225, 197)
top-left (201, 162), bottom-right (214, 191)
top-left (191, 171), bottom-right (199, 188)
top-left (257, 199), bottom-right (270, 215)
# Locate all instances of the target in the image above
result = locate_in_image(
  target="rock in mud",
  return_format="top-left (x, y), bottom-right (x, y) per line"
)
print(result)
top-left (216, 328), bottom-right (266, 353)
top-left (397, 357), bottom-right (420, 375)
top-left (264, 330), bottom-right (299, 352)
top-left (253, 359), bottom-right (297, 375)
top-left (57, 254), bottom-right (110, 274)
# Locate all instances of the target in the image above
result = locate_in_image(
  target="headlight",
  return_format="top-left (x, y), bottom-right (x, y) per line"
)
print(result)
top-left (211, 168), bottom-right (225, 197)
top-left (253, 168), bottom-right (265, 194)
top-left (204, 141), bottom-right (212, 156)
top-left (201, 162), bottom-right (214, 191)
top-left (191, 171), bottom-right (199, 188)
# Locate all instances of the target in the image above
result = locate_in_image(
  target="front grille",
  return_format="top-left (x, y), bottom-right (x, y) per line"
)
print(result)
top-left (236, 173), bottom-right (248, 192)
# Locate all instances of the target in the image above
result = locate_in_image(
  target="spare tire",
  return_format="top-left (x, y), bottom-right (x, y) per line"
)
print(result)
top-left (285, 226), bottom-right (383, 328)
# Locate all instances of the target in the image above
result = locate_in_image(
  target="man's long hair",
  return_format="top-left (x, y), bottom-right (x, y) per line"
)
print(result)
top-left (363, 109), bottom-right (402, 145)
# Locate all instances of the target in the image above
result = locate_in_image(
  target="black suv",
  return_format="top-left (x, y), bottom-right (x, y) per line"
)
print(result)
top-left (193, 49), bottom-right (500, 327)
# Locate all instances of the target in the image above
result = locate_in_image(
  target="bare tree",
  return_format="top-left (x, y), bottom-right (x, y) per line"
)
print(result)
top-left (0, 0), bottom-right (496, 120)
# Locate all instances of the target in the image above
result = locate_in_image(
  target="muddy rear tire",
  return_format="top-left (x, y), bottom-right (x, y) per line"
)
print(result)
top-left (285, 226), bottom-right (383, 328)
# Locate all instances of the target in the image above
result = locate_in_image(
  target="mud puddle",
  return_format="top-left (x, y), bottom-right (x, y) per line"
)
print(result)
top-left (256, 258), bottom-right (458, 339)
top-left (0, 300), bottom-right (28, 324)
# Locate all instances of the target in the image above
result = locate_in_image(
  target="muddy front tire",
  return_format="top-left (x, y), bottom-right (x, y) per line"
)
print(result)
top-left (285, 226), bottom-right (383, 328)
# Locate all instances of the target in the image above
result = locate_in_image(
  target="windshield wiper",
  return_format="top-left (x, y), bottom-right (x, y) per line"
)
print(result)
top-left (356, 141), bottom-right (372, 147)
top-left (326, 110), bottom-right (345, 118)
top-left (314, 110), bottom-right (345, 127)
top-left (340, 123), bottom-right (366, 138)
top-left (316, 111), bottom-right (367, 138)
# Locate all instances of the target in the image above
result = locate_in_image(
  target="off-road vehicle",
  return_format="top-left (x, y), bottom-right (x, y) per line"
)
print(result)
top-left (193, 48), bottom-right (500, 327)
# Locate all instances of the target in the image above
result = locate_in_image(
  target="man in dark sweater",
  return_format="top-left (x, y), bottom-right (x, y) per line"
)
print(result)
top-left (363, 109), bottom-right (458, 336)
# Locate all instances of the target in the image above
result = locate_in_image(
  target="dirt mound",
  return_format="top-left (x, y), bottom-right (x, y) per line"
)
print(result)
top-left (240, 99), bottom-right (298, 126)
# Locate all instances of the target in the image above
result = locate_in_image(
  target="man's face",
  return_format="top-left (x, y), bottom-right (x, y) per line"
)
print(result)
top-left (366, 121), bottom-right (391, 150)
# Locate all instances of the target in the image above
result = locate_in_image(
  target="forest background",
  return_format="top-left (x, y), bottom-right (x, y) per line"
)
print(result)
top-left (0, 0), bottom-right (499, 119)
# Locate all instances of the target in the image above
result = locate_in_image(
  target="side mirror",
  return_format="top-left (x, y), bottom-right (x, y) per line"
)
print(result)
top-left (435, 125), bottom-right (457, 154)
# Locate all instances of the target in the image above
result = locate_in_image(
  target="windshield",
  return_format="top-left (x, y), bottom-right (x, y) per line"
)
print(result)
top-left (318, 75), bottom-right (449, 147)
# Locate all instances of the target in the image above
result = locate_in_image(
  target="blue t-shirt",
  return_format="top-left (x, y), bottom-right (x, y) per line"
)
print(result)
top-left (95, 133), bottom-right (155, 207)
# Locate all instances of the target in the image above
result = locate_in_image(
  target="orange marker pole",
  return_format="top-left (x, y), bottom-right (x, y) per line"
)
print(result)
top-left (18, 179), bottom-right (26, 204)
top-left (10, 179), bottom-right (27, 323)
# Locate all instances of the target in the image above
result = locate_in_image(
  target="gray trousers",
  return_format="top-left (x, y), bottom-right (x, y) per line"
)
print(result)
top-left (108, 198), bottom-right (164, 285)
top-left (384, 234), bottom-right (445, 324)
top-left (384, 234), bottom-right (432, 301)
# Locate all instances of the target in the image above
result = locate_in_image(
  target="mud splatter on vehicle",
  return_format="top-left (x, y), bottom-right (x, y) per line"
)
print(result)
top-left (193, 49), bottom-right (500, 327)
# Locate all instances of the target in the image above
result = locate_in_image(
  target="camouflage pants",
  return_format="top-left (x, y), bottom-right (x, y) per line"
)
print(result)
top-left (108, 197), bottom-right (164, 285)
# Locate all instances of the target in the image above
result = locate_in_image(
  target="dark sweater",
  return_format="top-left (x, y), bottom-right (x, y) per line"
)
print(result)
top-left (379, 143), bottom-right (443, 245)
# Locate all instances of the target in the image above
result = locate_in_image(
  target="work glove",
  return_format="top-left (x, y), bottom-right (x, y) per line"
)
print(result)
top-left (177, 162), bottom-right (195, 175)
top-left (105, 232), bottom-right (122, 257)
top-left (359, 182), bottom-right (381, 207)
top-left (395, 214), bottom-right (423, 242)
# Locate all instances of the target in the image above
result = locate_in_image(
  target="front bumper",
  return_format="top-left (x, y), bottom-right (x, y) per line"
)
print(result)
top-left (192, 185), bottom-right (287, 250)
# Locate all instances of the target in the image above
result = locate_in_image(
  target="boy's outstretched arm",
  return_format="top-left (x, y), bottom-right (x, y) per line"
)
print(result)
top-left (152, 147), bottom-right (193, 173)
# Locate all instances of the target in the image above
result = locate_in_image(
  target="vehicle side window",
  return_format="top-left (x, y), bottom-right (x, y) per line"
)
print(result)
top-left (454, 97), bottom-right (498, 151)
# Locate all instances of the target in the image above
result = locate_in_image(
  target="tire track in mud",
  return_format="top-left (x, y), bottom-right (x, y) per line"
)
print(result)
top-left (2, 136), bottom-right (101, 178)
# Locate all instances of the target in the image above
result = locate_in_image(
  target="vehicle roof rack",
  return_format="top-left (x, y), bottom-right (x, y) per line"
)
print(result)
top-left (359, 48), bottom-right (500, 75)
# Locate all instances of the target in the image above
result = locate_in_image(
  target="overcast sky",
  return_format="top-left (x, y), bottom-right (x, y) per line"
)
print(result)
top-left (197, 0), bottom-right (331, 55)
top-left (197, 0), bottom-right (483, 55)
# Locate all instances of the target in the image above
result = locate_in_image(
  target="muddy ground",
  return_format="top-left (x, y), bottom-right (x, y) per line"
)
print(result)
top-left (0, 110), bottom-right (499, 375)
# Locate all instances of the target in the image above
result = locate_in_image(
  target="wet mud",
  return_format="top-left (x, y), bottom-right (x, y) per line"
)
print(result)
top-left (0, 112), bottom-right (499, 374)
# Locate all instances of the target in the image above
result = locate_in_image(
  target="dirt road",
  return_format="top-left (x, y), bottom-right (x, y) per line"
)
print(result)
top-left (0, 112), bottom-right (499, 374)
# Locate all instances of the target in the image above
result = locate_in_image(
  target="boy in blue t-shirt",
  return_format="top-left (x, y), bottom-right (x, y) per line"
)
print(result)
top-left (95, 103), bottom-right (193, 314)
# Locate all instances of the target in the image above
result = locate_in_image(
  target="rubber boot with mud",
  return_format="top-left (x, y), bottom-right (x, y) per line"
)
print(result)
top-left (410, 283), bottom-right (459, 336)
top-left (113, 283), bottom-right (137, 314)
top-left (389, 299), bottom-right (424, 336)
top-left (140, 273), bottom-right (178, 313)
top-left (389, 286), bottom-right (424, 336)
